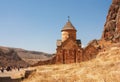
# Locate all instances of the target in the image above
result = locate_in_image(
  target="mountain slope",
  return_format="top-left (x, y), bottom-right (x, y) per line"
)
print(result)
top-left (22, 45), bottom-right (120, 82)
top-left (0, 47), bottom-right (28, 67)
top-left (0, 46), bottom-right (52, 67)
top-left (14, 48), bottom-right (52, 65)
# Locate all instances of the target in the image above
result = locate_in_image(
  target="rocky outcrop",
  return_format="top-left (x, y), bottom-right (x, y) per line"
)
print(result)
top-left (112, 0), bottom-right (120, 4)
top-left (83, 0), bottom-right (120, 62)
top-left (102, 0), bottom-right (120, 42)
top-left (84, 0), bottom-right (120, 63)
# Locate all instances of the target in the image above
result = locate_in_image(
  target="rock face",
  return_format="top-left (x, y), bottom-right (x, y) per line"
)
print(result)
top-left (102, 0), bottom-right (120, 42)
top-left (112, 0), bottom-right (120, 4)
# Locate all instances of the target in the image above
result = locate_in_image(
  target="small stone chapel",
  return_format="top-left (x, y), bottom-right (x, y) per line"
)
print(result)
top-left (56, 18), bottom-right (83, 64)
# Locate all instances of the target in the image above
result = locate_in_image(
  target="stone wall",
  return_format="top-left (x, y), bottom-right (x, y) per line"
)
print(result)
top-left (83, 43), bottom-right (99, 61)
top-left (56, 48), bottom-right (83, 64)
top-left (62, 30), bottom-right (76, 42)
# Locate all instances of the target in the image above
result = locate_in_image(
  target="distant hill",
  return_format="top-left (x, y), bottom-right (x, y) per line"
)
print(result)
top-left (14, 48), bottom-right (52, 65)
top-left (0, 46), bottom-right (52, 67)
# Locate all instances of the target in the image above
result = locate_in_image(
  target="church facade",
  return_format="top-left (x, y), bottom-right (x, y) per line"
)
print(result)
top-left (56, 20), bottom-right (83, 64)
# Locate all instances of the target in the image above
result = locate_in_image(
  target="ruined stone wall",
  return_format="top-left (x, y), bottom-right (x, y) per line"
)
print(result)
top-left (83, 44), bottom-right (99, 61)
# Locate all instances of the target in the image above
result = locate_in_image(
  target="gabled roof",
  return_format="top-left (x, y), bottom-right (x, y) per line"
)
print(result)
top-left (61, 20), bottom-right (76, 31)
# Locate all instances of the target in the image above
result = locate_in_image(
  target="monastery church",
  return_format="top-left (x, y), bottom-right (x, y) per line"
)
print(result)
top-left (56, 19), bottom-right (83, 64)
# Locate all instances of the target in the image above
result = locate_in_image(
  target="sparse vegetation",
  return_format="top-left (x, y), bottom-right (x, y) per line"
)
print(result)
top-left (0, 46), bottom-right (52, 67)
top-left (22, 46), bottom-right (120, 82)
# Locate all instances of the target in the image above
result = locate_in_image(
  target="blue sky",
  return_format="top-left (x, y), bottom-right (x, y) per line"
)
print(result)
top-left (0, 0), bottom-right (112, 53)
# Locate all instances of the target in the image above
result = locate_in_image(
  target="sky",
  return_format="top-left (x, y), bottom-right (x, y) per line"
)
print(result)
top-left (0, 0), bottom-right (112, 53)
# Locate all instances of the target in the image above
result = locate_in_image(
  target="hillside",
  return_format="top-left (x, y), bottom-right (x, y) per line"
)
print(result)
top-left (22, 45), bottom-right (120, 82)
top-left (14, 48), bottom-right (52, 65)
top-left (0, 46), bottom-right (52, 67)
top-left (0, 46), bottom-right (28, 67)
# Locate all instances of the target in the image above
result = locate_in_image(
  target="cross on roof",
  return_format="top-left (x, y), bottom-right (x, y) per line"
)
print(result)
top-left (68, 16), bottom-right (70, 21)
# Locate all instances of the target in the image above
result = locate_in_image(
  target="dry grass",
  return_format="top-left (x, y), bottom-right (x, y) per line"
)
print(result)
top-left (22, 46), bottom-right (120, 82)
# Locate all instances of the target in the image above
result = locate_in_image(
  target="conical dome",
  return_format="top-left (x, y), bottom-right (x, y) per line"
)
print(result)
top-left (61, 20), bottom-right (76, 31)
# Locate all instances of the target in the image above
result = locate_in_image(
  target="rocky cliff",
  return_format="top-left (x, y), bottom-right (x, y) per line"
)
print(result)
top-left (83, 0), bottom-right (120, 62)
top-left (102, 0), bottom-right (120, 42)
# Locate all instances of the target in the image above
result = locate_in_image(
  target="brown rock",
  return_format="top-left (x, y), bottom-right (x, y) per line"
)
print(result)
top-left (112, 0), bottom-right (120, 4)
top-left (102, 0), bottom-right (120, 42)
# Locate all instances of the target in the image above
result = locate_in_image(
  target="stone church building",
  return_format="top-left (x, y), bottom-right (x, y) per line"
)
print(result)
top-left (34, 19), bottom-right (99, 65)
top-left (56, 19), bottom-right (83, 64)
